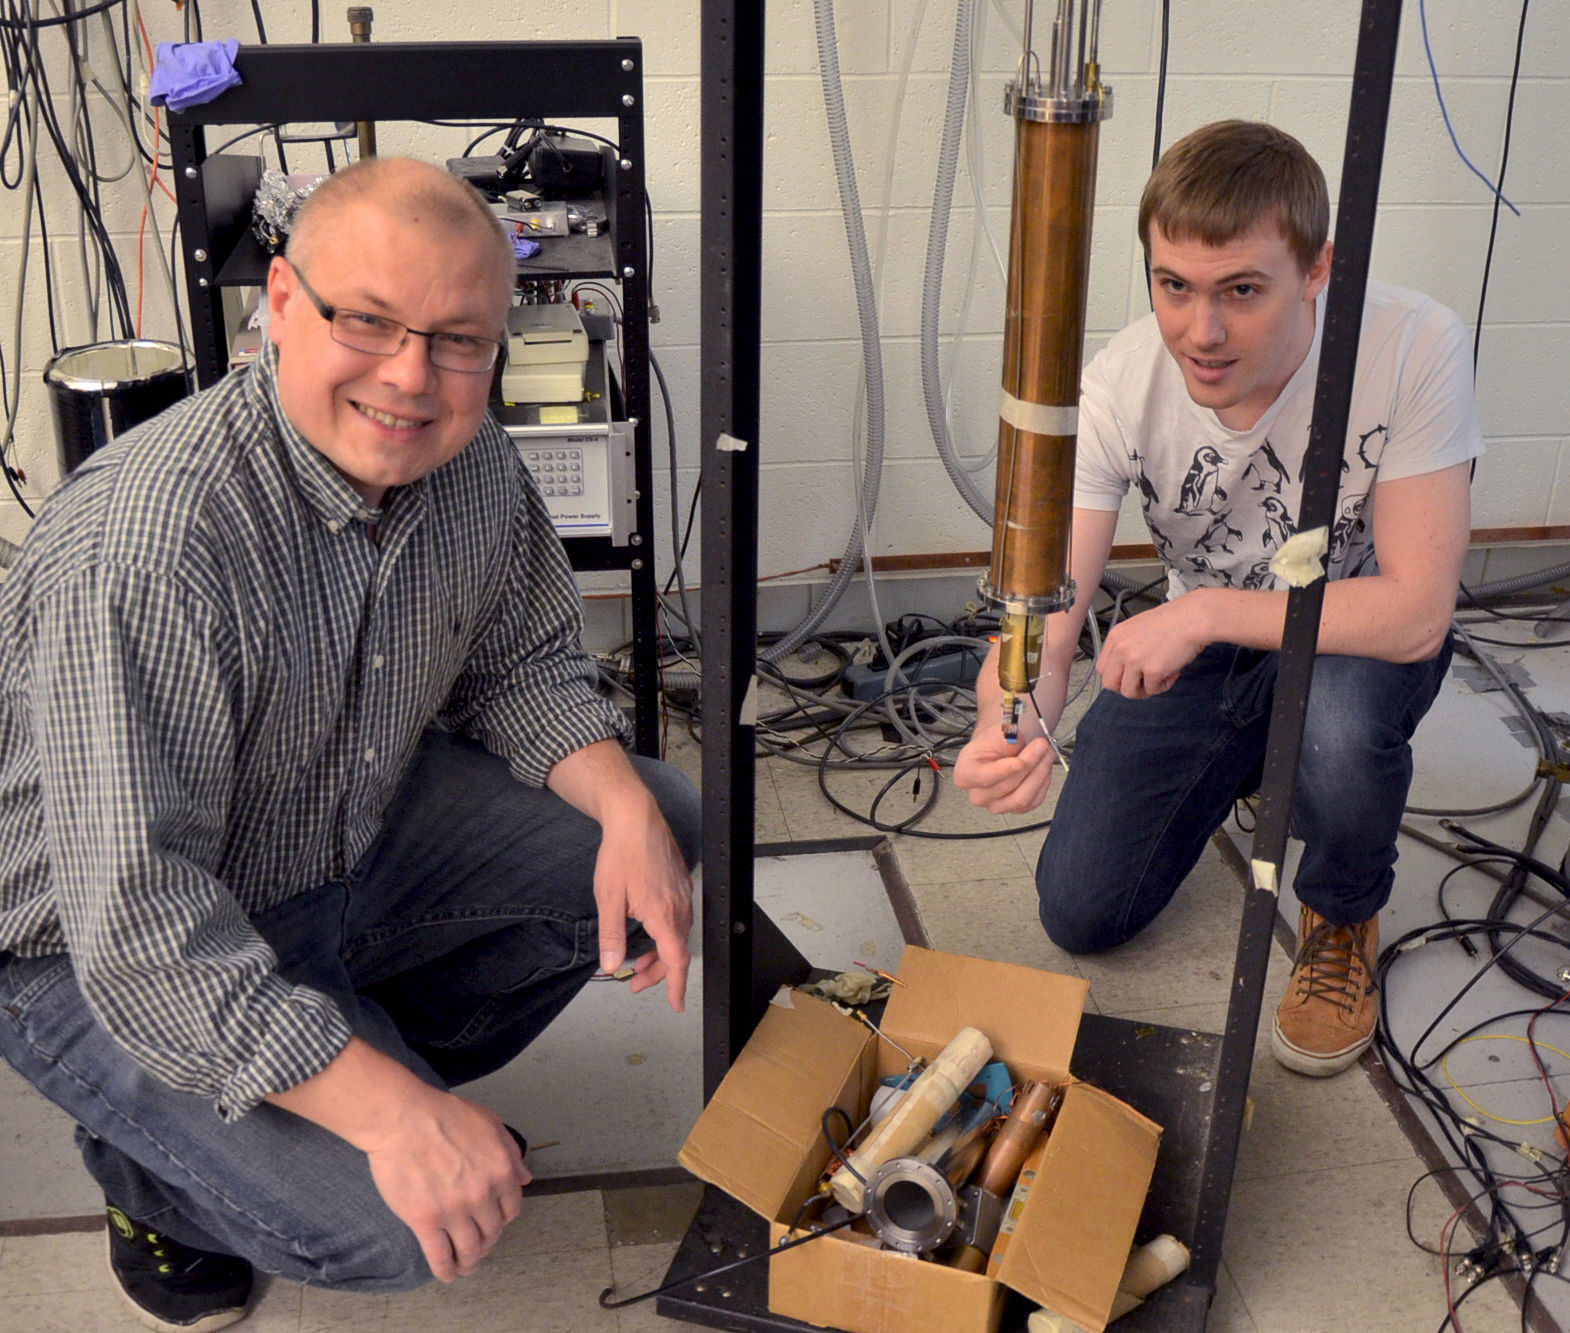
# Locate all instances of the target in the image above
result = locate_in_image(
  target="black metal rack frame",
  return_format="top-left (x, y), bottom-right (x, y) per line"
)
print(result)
top-left (681, 1), bottom-right (1409, 1329)
top-left (166, 40), bottom-right (661, 756)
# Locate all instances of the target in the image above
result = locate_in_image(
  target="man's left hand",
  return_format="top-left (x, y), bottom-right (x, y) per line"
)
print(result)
top-left (1097, 593), bottom-right (1211, 699)
top-left (593, 797), bottom-right (694, 1013)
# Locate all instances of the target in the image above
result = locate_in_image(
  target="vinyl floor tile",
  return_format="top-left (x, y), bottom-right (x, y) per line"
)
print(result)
top-left (603, 1184), bottom-right (705, 1248)
top-left (889, 827), bottom-right (1032, 885)
top-left (378, 1244), bottom-right (617, 1333)
top-left (1209, 1262), bottom-right (1261, 1333)
top-left (0, 1059), bottom-right (101, 1221)
top-left (297, 1283), bottom-right (389, 1333)
top-left (608, 1241), bottom-right (688, 1332)
top-left (0, 1228), bottom-right (106, 1295)
top-left (1071, 846), bottom-right (1252, 1017)
top-left (241, 1275), bottom-right (307, 1332)
top-left (0, 1286), bottom-right (145, 1332)
top-left (906, 876), bottom-right (1084, 978)
top-left (1223, 1156), bottom-right (1518, 1333)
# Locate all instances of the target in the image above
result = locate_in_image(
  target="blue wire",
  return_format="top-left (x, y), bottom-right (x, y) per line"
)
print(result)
top-left (1419, 0), bottom-right (1520, 217)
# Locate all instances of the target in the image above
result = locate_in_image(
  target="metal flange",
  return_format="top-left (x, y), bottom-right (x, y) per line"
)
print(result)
top-left (863, 1157), bottom-right (960, 1255)
top-left (1004, 81), bottom-right (1114, 123)
top-left (978, 576), bottom-right (1076, 618)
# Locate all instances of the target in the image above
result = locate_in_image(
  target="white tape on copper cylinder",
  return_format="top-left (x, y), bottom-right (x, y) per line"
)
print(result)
top-left (999, 389), bottom-right (1079, 438)
top-left (827, 1025), bottom-right (993, 1212)
top-left (1267, 525), bottom-right (1329, 588)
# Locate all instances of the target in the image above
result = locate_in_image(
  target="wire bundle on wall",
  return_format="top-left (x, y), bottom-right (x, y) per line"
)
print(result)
top-left (0, 0), bottom-right (184, 517)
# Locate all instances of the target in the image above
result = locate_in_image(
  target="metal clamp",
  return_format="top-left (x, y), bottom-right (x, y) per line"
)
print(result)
top-left (1004, 81), bottom-right (1114, 123)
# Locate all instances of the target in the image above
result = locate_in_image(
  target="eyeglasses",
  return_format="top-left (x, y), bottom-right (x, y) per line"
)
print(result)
top-left (284, 259), bottom-right (505, 374)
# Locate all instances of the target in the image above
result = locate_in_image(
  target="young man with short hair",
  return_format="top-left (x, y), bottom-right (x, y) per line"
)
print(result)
top-left (0, 158), bottom-right (699, 1332)
top-left (955, 120), bottom-right (1480, 1078)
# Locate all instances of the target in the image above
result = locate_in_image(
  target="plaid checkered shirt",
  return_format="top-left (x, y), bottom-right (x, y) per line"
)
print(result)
top-left (0, 340), bottom-right (630, 1120)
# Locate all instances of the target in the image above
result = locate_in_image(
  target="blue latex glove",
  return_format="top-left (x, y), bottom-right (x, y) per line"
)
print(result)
top-left (512, 236), bottom-right (542, 260)
top-left (149, 40), bottom-right (242, 112)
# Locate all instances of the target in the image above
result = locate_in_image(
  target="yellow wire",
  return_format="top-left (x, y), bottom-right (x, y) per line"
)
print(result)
top-left (1440, 1034), bottom-right (1570, 1127)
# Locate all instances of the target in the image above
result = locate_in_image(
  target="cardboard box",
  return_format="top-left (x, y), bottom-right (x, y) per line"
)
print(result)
top-left (678, 946), bottom-right (1162, 1333)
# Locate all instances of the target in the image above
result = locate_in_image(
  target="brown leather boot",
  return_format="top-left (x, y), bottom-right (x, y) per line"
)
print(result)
top-left (1271, 905), bottom-right (1379, 1077)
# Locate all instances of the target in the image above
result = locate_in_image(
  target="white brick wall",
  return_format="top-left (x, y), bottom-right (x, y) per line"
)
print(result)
top-left (2, 0), bottom-right (1565, 577)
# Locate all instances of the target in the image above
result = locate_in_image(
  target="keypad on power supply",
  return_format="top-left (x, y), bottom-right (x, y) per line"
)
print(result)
top-left (524, 447), bottom-right (586, 498)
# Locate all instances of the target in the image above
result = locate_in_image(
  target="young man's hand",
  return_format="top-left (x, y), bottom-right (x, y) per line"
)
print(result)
top-left (1096, 595), bottom-right (1211, 698)
top-left (953, 726), bottom-right (1055, 815)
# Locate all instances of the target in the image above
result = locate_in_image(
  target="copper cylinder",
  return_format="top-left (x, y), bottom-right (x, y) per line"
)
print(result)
top-left (976, 1080), bottom-right (1060, 1197)
top-left (987, 116), bottom-right (1101, 614)
top-left (947, 1243), bottom-right (989, 1273)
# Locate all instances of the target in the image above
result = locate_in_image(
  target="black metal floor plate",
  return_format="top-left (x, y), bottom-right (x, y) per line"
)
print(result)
top-left (656, 1012), bottom-right (1221, 1332)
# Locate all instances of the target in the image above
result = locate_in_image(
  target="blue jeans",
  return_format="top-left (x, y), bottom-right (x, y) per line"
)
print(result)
top-left (1036, 640), bottom-right (1452, 954)
top-left (0, 730), bottom-right (700, 1291)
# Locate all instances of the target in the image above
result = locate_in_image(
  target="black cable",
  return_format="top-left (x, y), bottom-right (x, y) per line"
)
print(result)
top-left (1151, 0), bottom-right (1170, 172)
top-left (247, 0), bottom-right (267, 43)
top-left (597, 1215), bottom-right (855, 1310)
top-left (597, 1105), bottom-right (863, 1311)
top-left (207, 123), bottom-right (284, 157)
top-left (1144, 0), bottom-right (1170, 307)
top-left (1455, 631), bottom-right (1570, 651)
top-left (650, 347), bottom-right (696, 648)
top-left (310, 0), bottom-right (319, 43)
top-left (1473, 0), bottom-right (1529, 375)
top-left (665, 476), bottom-right (701, 595)
top-left (0, 0), bottom-right (121, 28)
top-left (814, 688), bottom-right (1053, 840)
top-left (821, 1106), bottom-right (862, 1183)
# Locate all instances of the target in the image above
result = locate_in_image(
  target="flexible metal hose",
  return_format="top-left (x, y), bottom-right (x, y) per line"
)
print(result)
top-left (1462, 558), bottom-right (1570, 602)
top-left (762, 0), bottom-right (890, 664)
top-left (921, 0), bottom-right (995, 523)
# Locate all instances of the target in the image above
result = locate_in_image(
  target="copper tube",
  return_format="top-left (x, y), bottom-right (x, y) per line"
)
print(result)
top-left (347, 8), bottom-right (377, 159)
top-left (987, 115), bottom-right (1101, 617)
top-left (976, 1081), bottom-right (1060, 1197)
top-left (947, 1243), bottom-right (988, 1273)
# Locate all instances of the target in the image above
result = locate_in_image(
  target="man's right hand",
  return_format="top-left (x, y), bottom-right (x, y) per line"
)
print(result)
top-left (953, 725), bottom-right (1056, 815)
top-left (361, 1080), bottom-right (531, 1281)
top-left (266, 1036), bottom-right (530, 1282)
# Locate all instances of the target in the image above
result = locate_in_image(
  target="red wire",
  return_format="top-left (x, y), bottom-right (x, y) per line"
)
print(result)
top-left (1526, 986), bottom-right (1570, 1135)
top-left (1440, 1198), bottom-right (1467, 1332)
top-left (1437, 1178), bottom-right (1565, 1332)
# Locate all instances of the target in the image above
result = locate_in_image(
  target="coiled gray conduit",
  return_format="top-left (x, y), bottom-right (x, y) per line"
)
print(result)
top-left (760, 0), bottom-right (889, 665)
top-left (921, 0), bottom-right (994, 524)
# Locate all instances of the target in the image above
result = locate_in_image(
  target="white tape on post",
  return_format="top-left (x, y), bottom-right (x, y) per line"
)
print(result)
top-left (1267, 526), bottom-right (1329, 588)
top-left (716, 433), bottom-right (749, 452)
top-left (999, 389), bottom-right (1079, 438)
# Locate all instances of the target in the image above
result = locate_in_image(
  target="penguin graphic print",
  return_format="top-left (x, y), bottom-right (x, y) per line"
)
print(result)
top-left (1177, 445), bottom-right (1228, 515)
top-left (1261, 495), bottom-right (1295, 550)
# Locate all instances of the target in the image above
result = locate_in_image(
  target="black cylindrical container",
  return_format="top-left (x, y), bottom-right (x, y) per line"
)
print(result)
top-left (44, 341), bottom-right (190, 474)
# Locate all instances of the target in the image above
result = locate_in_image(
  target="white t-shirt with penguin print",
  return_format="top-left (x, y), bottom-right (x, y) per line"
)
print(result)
top-left (1073, 281), bottom-right (1485, 597)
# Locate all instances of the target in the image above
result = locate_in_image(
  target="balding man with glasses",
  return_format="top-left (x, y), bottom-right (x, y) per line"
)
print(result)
top-left (0, 157), bottom-right (699, 1332)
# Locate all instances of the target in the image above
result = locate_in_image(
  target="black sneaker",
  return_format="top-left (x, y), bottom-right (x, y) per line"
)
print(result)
top-left (105, 1204), bottom-right (253, 1332)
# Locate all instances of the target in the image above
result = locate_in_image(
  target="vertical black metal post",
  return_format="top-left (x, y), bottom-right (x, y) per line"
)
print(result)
top-left (1188, 0), bottom-right (1404, 1291)
top-left (616, 65), bottom-right (661, 758)
top-left (167, 124), bottom-right (225, 390)
top-left (699, 0), bottom-right (766, 1101)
